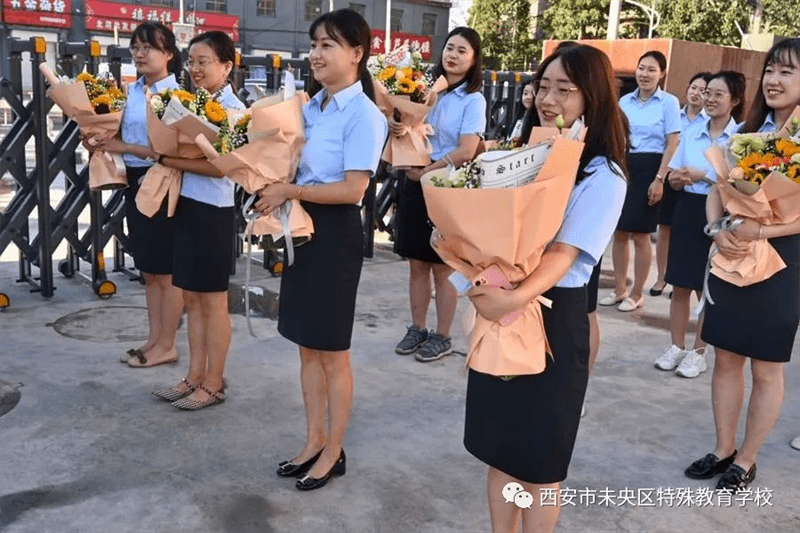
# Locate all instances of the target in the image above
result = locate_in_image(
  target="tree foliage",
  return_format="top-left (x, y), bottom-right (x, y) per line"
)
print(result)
top-left (468, 0), bottom-right (535, 71)
top-left (760, 0), bottom-right (800, 38)
top-left (655, 0), bottom-right (751, 46)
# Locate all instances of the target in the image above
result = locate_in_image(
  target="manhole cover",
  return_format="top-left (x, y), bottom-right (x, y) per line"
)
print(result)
top-left (51, 306), bottom-right (149, 342)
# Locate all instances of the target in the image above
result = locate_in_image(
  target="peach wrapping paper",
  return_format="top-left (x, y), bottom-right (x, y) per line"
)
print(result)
top-left (704, 128), bottom-right (800, 287)
top-left (372, 76), bottom-right (447, 168)
top-left (40, 64), bottom-right (126, 190)
top-left (421, 135), bottom-right (585, 376)
top-left (194, 93), bottom-right (313, 241)
top-left (137, 93), bottom-right (221, 217)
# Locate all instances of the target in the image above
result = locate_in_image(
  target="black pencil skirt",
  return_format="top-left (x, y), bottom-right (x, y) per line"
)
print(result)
top-left (658, 179), bottom-right (679, 226)
top-left (172, 196), bottom-right (235, 293)
top-left (124, 165), bottom-right (175, 275)
top-left (587, 256), bottom-right (602, 313)
top-left (393, 173), bottom-right (444, 264)
top-left (278, 202), bottom-right (364, 351)
top-left (701, 234), bottom-right (800, 362)
top-left (464, 286), bottom-right (590, 484)
top-left (665, 191), bottom-right (712, 291)
top-left (616, 153), bottom-right (662, 234)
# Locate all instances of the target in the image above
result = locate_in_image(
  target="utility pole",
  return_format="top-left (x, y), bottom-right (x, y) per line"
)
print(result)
top-left (607, 0), bottom-right (622, 40)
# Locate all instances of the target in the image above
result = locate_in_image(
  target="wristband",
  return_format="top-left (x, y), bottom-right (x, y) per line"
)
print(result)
top-left (758, 224), bottom-right (764, 239)
top-left (655, 173), bottom-right (665, 183)
top-left (297, 185), bottom-right (305, 200)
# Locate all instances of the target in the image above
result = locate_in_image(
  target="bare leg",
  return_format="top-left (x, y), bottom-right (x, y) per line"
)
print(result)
top-left (140, 272), bottom-right (161, 352)
top-left (630, 233), bottom-right (652, 302)
top-left (669, 286), bottom-right (691, 349)
top-left (487, 467), bottom-right (522, 533)
top-left (185, 290), bottom-right (231, 401)
top-left (611, 231), bottom-right (630, 297)
top-left (654, 225), bottom-right (670, 290)
top-left (291, 347), bottom-right (327, 464)
top-left (520, 482), bottom-right (561, 533)
top-left (431, 263), bottom-right (457, 338)
top-left (308, 349), bottom-right (353, 478)
top-left (711, 348), bottom-right (747, 459)
top-left (180, 290), bottom-right (208, 389)
top-left (140, 273), bottom-right (183, 364)
top-left (588, 311), bottom-right (599, 373)
top-left (691, 309), bottom-right (707, 352)
top-left (409, 259), bottom-right (433, 329)
top-left (735, 359), bottom-right (785, 469)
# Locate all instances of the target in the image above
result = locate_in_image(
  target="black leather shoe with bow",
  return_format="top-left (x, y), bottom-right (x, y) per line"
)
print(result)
top-left (276, 449), bottom-right (323, 478)
top-left (685, 451), bottom-right (737, 479)
top-left (296, 449), bottom-right (346, 491)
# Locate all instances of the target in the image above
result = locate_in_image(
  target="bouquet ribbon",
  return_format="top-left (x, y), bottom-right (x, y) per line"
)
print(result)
top-left (136, 163), bottom-right (182, 218)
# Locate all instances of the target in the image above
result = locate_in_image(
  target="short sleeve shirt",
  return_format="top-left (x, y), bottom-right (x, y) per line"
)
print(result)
top-left (427, 84), bottom-right (487, 161)
top-left (681, 106), bottom-right (709, 133)
top-left (180, 85), bottom-right (246, 207)
top-left (619, 87), bottom-right (682, 153)
top-left (296, 81), bottom-right (388, 187)
top-left (554, 157), bottom-right (627, 287)
top-left (121, 74), bottom-right (179, 167)
top-left (668, 117), bottom-right (738, 195)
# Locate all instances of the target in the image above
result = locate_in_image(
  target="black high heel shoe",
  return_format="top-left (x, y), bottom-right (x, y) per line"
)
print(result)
top-left (296, 449), bottom-right (346, 491)
top-left (276, 449), bottom-right (323, 478)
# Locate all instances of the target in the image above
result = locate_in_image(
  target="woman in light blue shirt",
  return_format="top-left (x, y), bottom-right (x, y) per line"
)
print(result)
top-left (602, 51), bottom-right (681, 313)
top-left (149, 32), bottom-right (245, 411)
top-left (688, 38), bottom-right (800, 492)
top-left (654, 71), bottom-right (745, 380)
top-left (254, 9), bottom-right (387, 491)
top-left (392, 27), bottom-right (487, 363)
top-left (652, 71), bottom-right (712, 296)
top-left (84, 22), bottom-right (183, 369)
top-left (465, 45), bottom-right (627, 533)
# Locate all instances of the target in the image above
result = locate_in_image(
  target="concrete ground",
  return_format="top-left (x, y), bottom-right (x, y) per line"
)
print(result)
top-left (0, 245), bottom-right (798, 533)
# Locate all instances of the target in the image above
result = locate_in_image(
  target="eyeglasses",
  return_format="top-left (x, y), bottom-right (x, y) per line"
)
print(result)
top-left (186, 59), bottom-right (219, 71)
top-left (533, 80), bottom-right (579, 102)
top-left (702, 90), bottom-right (730, 100)
top-left (129, 45), bottom-right (155, 56)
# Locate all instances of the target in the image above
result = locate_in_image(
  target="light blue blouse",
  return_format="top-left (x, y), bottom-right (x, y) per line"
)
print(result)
top-left (554, 156), bottom-right (627, 287)
top-left (668, 117), bottom-right (738, 195)
top-left (759, 113), bottom-right (777, 133)
top-left (427, 83), bottom-right (486, 161)
top-left (681, 105), bottom-right (708, 133)
top-left (121, 74), bottom-right (179, 167)
top-left (619, 87), bottom-right (682, 153)
top-left (296, 81), bottom-right (387, 187)
top-left (180, 85), bottom-right (246, 207)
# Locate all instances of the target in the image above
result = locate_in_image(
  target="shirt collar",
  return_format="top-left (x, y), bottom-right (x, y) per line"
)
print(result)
top-left (311, 81), bottom-right (363, 112)
top-left (632, 87), bottom-right (664, 102)
top-left (681, 105), bottom-right (708, 120)
top-left (762, 112), bottom-right (777, 131)
top-left (696, 116), bottom-right (738, 141)
top-left (135, 74), bottom-right (177, 93)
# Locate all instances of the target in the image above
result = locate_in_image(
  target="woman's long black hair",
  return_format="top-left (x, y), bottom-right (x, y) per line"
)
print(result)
top-left (430, 27), bottom-right (483, 94)
top-left (130, 22), bottom-right (182, 79)
top-left (741, 38), bottom-right (800, 133)
top-left (307, 9), bottom-right (375, 103)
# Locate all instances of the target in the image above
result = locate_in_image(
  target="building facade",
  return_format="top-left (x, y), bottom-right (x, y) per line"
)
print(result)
top-left (1, 0), bottom-right (452, 85)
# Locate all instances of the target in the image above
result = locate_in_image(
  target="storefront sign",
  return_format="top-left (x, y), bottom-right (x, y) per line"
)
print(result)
top-left (85, 0), bottom-right (239, 42)
top-left (3, 0), bottom-right (72, 29)
top-left (370, 30), bottom-right (433, 60)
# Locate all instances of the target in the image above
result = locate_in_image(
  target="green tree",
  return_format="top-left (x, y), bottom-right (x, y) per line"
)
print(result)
top-left (760, 0), bottom-right (800, 37)
top-left (541, 0), bottom-right (610, 40)
top-left (655, 0), bottom-right (751, 46)
top-left (468, 0), bottom-right (535, 71)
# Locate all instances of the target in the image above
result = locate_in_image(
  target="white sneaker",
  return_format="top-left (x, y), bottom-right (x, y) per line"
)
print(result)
top-left (598, 291), bottom-right (627, 306)
top-left (676, 347), bottom-right (708, 378)
top-left (654, 344), bottom-right (687, 370)
top-left (791, 436), bottom-right (800, 450)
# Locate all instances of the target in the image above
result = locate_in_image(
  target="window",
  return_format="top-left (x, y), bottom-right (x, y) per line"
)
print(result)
top-left (391, 9), bottom-right (403, 32)
top-left (305, 0), bottom-right (323, 21)
top-left (257, 0), bottom-right (276, 17)
top-left (421, 13), bottom-right (437, 36)
top-left (150, 0), bottom-right (173, 6)
top-left (205, 0), bottom-right (226, 12)
top-left (349, 3), bottom-right (366, 17)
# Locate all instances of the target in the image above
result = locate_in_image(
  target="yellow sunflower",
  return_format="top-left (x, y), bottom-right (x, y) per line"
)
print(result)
top-left (172, 89), bottom-right (195, 103)
top-left (204, 100), bottom-right (227, 124)
top-left (776, 138), bottom-right (800, 158)
top-left (76, 72), bottom-right (96, 83)
top-left (91, 94), bottom-right (112, 107)
top-left (397, 77), bottom-right (416, 95)
top-left (402, 67), bottom-right (413, 79)
top-left (377, 66), bottom-right (396, 81)
top-left (107, 86), bottom-right (124, 100)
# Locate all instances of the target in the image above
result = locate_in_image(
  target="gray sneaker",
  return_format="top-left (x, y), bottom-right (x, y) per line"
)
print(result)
top-left (415, 332), bottom-right (452, 362)
top-left (395, 325), bottom-right (428, 355)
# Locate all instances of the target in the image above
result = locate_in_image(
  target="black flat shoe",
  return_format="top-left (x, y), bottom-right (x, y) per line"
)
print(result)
top-left (296, 449), bottom-right (346, 491)
top-left (716, 463), bottom-right (756, 493)
top-left (276, 449), bottom-right (323, 477)
top-left (649, 282), bottom-right (667, 296)
top-left (685, 451), bottom-right (737, 479)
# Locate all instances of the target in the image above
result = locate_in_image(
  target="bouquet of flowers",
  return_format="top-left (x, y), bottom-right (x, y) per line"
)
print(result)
top-left (369, 46), bottom-right (447, 167)
top-left (39, 64), bottom-right (128, 190)
top-left (704, 106), bottom-right (800, 288)
top-left (139, 86), bottom-right (232, 218)
top-left (194, 86), bottom-right (314, 265)
top-left (421, 119), bottom-right (587, 377)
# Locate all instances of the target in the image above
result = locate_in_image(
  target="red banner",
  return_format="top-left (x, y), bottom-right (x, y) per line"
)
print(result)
top-left (3, 0), bottom-right (72, 29)
top-left (85, 0), bottom-right (239, 42)
top-left (370, 30), bottom-right (433, 60)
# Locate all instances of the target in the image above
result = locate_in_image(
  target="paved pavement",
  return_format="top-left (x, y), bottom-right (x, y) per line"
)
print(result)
top-left (0, 245), bottom-right (798, 533)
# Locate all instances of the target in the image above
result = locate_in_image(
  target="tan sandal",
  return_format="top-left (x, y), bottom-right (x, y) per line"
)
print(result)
top-left (127, 348), bottom-right (178, 368)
